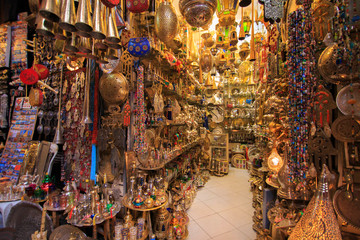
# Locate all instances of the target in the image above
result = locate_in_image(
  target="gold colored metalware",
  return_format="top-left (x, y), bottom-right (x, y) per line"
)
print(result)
top-left (75, 0), bottom-right (93, 32)
top-left (65, 33), bottom-right (80, 53)
top-left (105, 7), bottom-right (120, 44)
top-left (91, 0), bottom-right (106, 40)
top-left (95, 48), bottom-right (109, 64)
top-left (35, 16), bottom-right (55, 38)
top-left (54, 25), bottom-right (68, 40)
top-left (77, 37), bottom-right (92, 54)
top-left (105, 48), bottom-right (119, 60)
top-left (155, 0), bottom-right (179, 44)
top-left (39, 0), bottom-right (61, 22)
top-left (200, 49), bottom-right (213, 73)
top-left (59, 0), bottom-right (77, 32)
top-left (81, 60), bottom-right (93, 125)
top-left (99, 72), bottom-right (129, 105)
top-left (179, 0), bottom-right (217, 28)
top-left (249, 0), bottom-right (256, 61)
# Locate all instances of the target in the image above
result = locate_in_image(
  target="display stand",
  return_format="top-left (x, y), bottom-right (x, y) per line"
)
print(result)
top-left (208, 133), bottom-right (229, 176)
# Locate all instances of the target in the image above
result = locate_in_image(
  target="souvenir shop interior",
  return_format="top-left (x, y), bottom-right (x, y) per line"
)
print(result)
top-left (0, 0), bottom-right (359, 239)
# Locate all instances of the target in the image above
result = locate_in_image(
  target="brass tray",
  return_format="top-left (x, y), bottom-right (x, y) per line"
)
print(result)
top-left (122, 194), bottom-right (168, 212)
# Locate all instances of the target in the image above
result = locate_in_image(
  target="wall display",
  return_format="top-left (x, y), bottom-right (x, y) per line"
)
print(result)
top-left (0, 0), bottom-right (359, 239)
top-left (61, 68), bottom-right (92, 184)
top-left (10, 21), bottom-right (27, 81)
top-left (0, 97), bottom-right (37, 182)
top-left (0, 24), bottom-right (10, 67)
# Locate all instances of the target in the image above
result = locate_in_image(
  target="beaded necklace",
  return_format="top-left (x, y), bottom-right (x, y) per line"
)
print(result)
top-left (287, 0), bottom-right (316, 184)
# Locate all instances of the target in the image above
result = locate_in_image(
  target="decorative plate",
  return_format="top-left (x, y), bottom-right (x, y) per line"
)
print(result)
top-left (231, 153), bottom-right (246, 169)
top-left (336, 83), bottom-right (360, 117)
top-left (212, 126), bottom-right (224, 134)
top-left (331, 115), bottom-right (360, 142)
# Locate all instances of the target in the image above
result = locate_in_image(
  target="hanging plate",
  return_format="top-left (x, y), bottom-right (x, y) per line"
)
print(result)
top-left (331, 115), bottom-right (360, 142)
top-left (231, 153), bottom-right (246, 168)
top-left (336, 83), bottom-right (360, 117)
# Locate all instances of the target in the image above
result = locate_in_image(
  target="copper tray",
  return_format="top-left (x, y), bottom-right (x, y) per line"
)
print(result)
top-left (5, 201), bottom-right (53, 240)
top-left (333, 186), bottom-right (360, 235)
top-left (49, 225), bottom-right (87, 240)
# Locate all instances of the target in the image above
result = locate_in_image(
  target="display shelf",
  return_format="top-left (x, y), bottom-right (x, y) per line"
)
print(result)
top-left (44, 201), bottom-right (67, 212)
top-left (67, 204), bottom-right (121, 227)
top-left (146, 123), bottom-right (186, 128)
top-left (122, 194), bottom-right (168, 212)
top-left (163, 139), bottom-right (201, 165)
top-left (137, 164), bottom-right (165, 171)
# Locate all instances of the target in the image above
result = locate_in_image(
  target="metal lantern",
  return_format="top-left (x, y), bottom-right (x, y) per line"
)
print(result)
top-left (289, 165), bottom-right (342, 240)
top-left (216, 0), bottom-right (239, 26)
top-left (239, 41), bottom-right (250, 60)
top-left (241, 13), bottom-right (252, 36)
top-left (200, 49), bottom-right (213, 73)
top-left (179, 0), bottom-right (217, 28)
top-left (155, 1), bottom-right (179, 44)
top-left (99, 72), bottom-right (129, 105)
top-left (229, 24), bottom-right (238, 46)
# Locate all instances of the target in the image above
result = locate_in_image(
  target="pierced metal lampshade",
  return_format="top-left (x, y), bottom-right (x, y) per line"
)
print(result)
top-left (179, 0), bottom-right (217, 28)
top-left (289, 164), bottom-right (342, 240)
top-left (216, 0), bottom-right (239, 26)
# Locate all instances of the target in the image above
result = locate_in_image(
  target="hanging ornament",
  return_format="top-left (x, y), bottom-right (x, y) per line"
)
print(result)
top-left (99, 72), bottom-right (129, 105)
top-left (200, 49), bottom-right (213, 73)
top-left (155, 1), bottom-right (179, 44)
top-left (264, 0), bottom-right (286, 23)
top-left (126, 0), bottom-right (149, 13)
top-left (179, 0), bottom-right (217, 28)
top-left (216, 0), bottom-right (239, 26)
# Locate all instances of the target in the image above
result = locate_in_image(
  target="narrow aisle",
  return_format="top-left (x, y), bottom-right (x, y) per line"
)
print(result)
top-left (187, 168), bottom-right (256, 240)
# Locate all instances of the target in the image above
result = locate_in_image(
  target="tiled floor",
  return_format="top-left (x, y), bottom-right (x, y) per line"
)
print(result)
top-left (187, 168), bottom-right (255, 240)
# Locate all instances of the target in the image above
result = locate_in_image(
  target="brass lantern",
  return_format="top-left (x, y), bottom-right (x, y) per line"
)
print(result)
top-left (240, 12), bottom-right (252, 37)
top-left (289, 165), bottom-right (342, 240)
top-left (200, 49), bottom-right (213, 73)
top-left (215, 24), bottom-right (225, 48)
top-left (229, 23), bottom-right (238, 46)
top-left (239, 41), bottom-right (250, 61)
top-left (155, 0), bottom-right (179, 44)
top-left (216, 0), bottom-right (239, 26)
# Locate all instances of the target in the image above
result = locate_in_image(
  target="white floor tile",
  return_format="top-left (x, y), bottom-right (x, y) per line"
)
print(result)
top-left (187, 201), bottom-right (216, 220)
top-left (237, 202), bottom-right (254, 216)
top-left (212, 228), bottom-right (251, 240)
top-left (196, 188), bottom-right (218, 202)
top-left (207, 185), bottom-right (234, 196)
top-left (238, 223), bottom-right (256, 240)
top-left (187, 167), bottom-right (255, 240)
top-left (187, 220), bottom-right (211, 240)
top-left (218, 206), bottom-right (253, 229)
top-left (196, 213), bottom-right (236, 238)
top-left (202, 196), bottom-right (235, 212)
